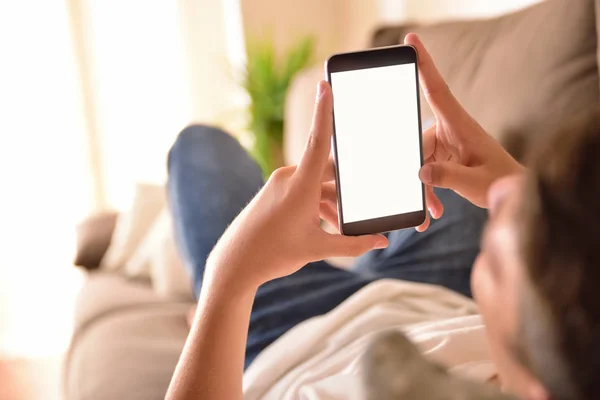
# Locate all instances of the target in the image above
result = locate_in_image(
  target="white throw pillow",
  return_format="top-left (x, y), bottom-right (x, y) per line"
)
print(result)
top-left (125, 208), bottom-right (194, 300)
top-left (100, 183), bottom-right (166, 273)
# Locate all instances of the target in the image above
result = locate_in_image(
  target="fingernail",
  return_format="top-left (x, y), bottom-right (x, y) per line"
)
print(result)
top-left (428, 207), bottom-right (439, 219)
top-left (316, 81), bottom-right (326, 100)
top-left (375, 241), bottom-right (388, 249)
top-left (420, 165), bottom-right (432, 184)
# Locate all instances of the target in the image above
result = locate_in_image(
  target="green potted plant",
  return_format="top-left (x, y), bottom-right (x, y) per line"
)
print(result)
top-left (242, 36), bottom-right (315, 177)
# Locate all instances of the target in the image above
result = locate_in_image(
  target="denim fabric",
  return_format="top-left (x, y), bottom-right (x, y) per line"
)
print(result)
top-left (167, 125), bottom-right (487, 368)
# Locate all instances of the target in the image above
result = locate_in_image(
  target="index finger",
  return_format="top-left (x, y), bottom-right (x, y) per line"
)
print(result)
top-left (404, 33), bottom-right (461, 117)
top-left (297, 80), bottom-right (334, 179)
top-left (422, 123), bottom-right (436, 161)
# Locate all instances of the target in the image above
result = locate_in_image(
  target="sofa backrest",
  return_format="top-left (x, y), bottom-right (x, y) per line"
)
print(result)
top-left (371, 0), bottom-right (600, 160)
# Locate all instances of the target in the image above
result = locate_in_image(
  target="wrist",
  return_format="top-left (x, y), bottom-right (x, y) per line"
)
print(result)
top-left (203, 256), bottom-right (262, 299)
top-left (199, 271), bottom-right (257, 319)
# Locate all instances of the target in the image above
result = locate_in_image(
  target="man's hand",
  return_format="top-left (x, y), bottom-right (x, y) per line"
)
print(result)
top-left (205, 81), bottom-right (388, 292)
top-left (406, 33), bottom-right (524, 231)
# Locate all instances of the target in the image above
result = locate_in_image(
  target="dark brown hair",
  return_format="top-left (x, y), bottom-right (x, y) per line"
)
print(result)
top-left (519, 107), bottom-right (600, 400)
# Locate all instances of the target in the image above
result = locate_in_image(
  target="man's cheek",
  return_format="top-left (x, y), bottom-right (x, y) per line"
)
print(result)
top-left (471, 253), bottom-right (497, 317)
top-left (471, 254), bottom-right (486, 303)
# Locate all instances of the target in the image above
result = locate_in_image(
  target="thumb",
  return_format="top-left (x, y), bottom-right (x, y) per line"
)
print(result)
top-left (419, 161), bottom-right (490, 207)
top-left (419, 161), bottom-right (478, 191)
top-left (317, 233), bottom-right (388, 259)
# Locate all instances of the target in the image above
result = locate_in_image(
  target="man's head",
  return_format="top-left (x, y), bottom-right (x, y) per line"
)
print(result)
top-left (472, 107), bottom-right (600, 400)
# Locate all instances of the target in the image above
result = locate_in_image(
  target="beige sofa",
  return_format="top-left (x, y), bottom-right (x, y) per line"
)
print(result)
top-left (64, 0), bottom-right (600, 398)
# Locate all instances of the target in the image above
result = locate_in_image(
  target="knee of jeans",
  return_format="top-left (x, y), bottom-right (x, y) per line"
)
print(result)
top-left (168, 124), bottom-right (237, 170)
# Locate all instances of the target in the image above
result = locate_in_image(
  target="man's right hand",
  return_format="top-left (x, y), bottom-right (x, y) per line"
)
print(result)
top-left (405, 34), bottom-right (524, 219)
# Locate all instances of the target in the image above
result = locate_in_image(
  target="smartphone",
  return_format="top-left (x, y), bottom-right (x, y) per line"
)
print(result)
top-left (326, 45), bottom-right (426, 236)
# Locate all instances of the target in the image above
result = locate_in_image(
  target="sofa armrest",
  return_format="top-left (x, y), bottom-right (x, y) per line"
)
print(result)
top-left (283, 67), bottom-right (325, 166)
top-left (74, 211), bottom-right (118, 269)
top-left (371, 24), bottom-right (415, 48)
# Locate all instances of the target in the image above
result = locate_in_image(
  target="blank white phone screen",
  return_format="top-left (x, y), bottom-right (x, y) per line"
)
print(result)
top-left (331, 63), bottom-right (423, 224)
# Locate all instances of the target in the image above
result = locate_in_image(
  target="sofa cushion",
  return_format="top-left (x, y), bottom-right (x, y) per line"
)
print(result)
top-left (71, 272), bottom-right (193, 332)
top-left (374, 0), bottom-right (599, 160)
top-left (100, 183), bottom-right (166, 274)
top-left (65, 304), bottom-right (190, 400)
top-left (65, 272), bottom-right (193, 400)
top-left (126, 209), bottom-right (194, 300)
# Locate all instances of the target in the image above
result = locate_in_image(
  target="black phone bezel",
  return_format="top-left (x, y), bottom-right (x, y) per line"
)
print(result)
top-left (325, 45), bottom-right (427, 236)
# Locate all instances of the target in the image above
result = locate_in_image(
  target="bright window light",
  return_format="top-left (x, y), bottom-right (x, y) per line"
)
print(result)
top-left (0, 0), bottom-right (90, 358)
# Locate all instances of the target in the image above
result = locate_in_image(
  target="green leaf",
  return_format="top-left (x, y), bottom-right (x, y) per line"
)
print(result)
top-left (241, 35), bottom-right (315, 177)
top-left (281, 36), bottom-right (315, 87)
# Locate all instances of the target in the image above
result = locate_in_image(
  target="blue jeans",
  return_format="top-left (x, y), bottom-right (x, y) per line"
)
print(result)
top-left (167, 125), bottom-right (487, 369)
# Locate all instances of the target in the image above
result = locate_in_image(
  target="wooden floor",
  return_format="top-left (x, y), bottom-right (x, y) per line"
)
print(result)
top-left (0, 357), bottom-right (62, 400)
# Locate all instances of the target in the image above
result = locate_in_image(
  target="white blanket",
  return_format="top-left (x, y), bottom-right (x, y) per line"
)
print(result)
top-left (243, 279), bottom-right (495, 399)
